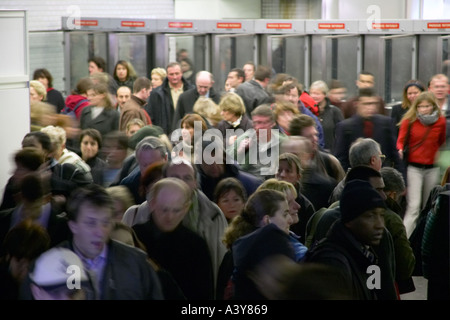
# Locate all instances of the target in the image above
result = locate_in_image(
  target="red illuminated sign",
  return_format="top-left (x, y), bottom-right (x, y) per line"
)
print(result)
top-left (217, 22), bottom-right (242, 29)
top-left (169, 22), bottom-right (193, 28)
top-left (121, 21), bottom-right (145, 27)
top-left (318, 23), bottom-right (345, 29)
top-left (266, 23), bottom-right (292, 29)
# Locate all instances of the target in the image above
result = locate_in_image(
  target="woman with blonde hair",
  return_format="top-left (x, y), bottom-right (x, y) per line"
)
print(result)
top-left (397, 91), bottom-right (446, 238)
top-left (216, 92), bottom-right (253, 146)
top-left (193, 97), bottom-right (222, 127)
top-left (150, 67), bottom-right (167, 89)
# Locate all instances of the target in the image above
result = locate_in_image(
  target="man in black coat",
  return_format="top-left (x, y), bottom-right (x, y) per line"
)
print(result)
top-left (333, 87), bottom-right (404, 176)
top-left (172, 71), bottom-right (221, 130)
top-left (146, 62), bottom-right (194, 135)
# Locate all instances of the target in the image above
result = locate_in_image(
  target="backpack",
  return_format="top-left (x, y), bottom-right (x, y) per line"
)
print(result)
top-left (61, 99), bottom-right (88, 120)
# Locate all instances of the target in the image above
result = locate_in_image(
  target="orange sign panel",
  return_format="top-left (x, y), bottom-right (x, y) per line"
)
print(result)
top-left (318, 23), bottom-right (345, 29)
top-left (217, 22), bottom-right (242, 29)
top-left (74, 19), bottom-right (98, 26)
top-left (169, 22), bottom-right (193, 28)
top-left (121, 21), bottom-right (145, 27)
top-left (266, 23), bottom-right (292, 29)
top-left (372, 23), bottom-right (400, 29)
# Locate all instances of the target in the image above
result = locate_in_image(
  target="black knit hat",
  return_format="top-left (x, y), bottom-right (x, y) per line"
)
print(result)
top-left (340, 179), bottom-right (386, 223)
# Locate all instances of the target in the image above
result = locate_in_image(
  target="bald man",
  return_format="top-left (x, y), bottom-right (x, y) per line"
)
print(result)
top-left (172, 71), bottom-right (222, 130)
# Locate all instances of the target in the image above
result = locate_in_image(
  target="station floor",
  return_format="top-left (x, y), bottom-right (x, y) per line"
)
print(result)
top-left (400, 276), bottom-right (427, 300)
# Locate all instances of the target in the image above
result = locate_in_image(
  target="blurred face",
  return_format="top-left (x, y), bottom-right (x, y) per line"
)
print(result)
top-left (357, 96), bottom-right (379, 119)
top-left (369, 176), bottom-right (387, 201)
top-left (227, 71), bottom-right (243, 89)
top-left (181, 124), bottom-right (194, 143)
top-left (151, 74), bottom-right (163, 88)
top-left (68, 203), bottom-right (113, 259)
top-left (200, 151), bottom-right (225, 178)
top-left (417, 100), bottom-right (434, 116)
top-left (269, 200), bottom-right (292, 234)
top-left (220, 109), bottom-right (237, 122)
top-left (224, 80), bottom-right (232, 92)
top-left (356, 74), bottom-right (375, 89)
top-left (102, 140), bottom-right (128, 167)
top-left (115, 64), bottom-right (128, 81)
top-left (285, 190), bottom-right (300, 225)
top-left (80, 135), bottom-right (99, 161)
top-left (126, 124), bottom-right (142, 137)
top-left (217, 189), bottom-right (245, 221)
top-left (277, 110), bottom-right (295, 131)
top-left (89, 61), bottom-right (102, 75)
top-left (345, 208), bottom-right (385, 246)
top-left (196, 76), bottom-right (213, 96)
top-left (151, 187), bottom-right (188, 232)
top-left (137, 149), bottom-right (166, 175)
top-left (406, 86), bottom-right (422, 104)
top-left (301, 126), bottom-right (319, 151)
top-left (30, 87), bottom-right (43, 102)
top-left (243, 64), bottom-right (255, 81)
top-left (180, 60), bottom-right (191, 73)
top-left (429, 78), bottom-right (449, 101)
top-left (37, 77), bottom-right (49, 89)
top-left (116, 87), bottom-right (131, 107)
top-left (167, 65), bottom-right (183, 87)
top-left (284, 88), bottom-right (299, 105)
top-left (87, 89), bottom-right (106, 107)
top-left (252, 115), bottom-right (275, 140)
top-left (276, 160), bottom-right (301, 185)
top-left (309, 88), bottom-right (326, 105)
top-left (328, 88), bottom-right (347, 102)
top-left (165, 163), bottom-right (197, 190)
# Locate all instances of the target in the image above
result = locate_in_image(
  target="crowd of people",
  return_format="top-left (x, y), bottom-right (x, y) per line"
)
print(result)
top-left (0, 54), bottom-right (449, 300)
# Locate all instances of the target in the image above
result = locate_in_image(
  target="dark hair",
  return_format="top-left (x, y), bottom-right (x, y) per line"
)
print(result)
top-left (113, 60), bottom-right (137, 82)
top-left (229, 68), bottom-right (245, 81)
top-left (328, 79), bottom-right (346, 90)
top-left (358, 87), bottom-right (376, 99)
top-left (79, 128), bottom-right (103, 150)
top-left (33, 68), bottom-right (53, 88)
top-left (89, 56), bottom-right (106, 72)
top-left (401, 79), bottom-right (425, 109)
top-left (213, 177), bottom-right (247, 204)
top-left (66, 184), bottom-right (115, 222)
top-left (289, 114), bottom-right (316, 136)
top-left (103, 130), bottom-right (129, 151)
top-left (133, 76), bottom-right (151, 93)
top-left (242, 189), bottom-right (286, 228)
top-left (14, 147), bottom-right (45, 171)
top-left (140, 160), bottom-right (166, 198)
top-left (254, 65), bottom-right (272, 82)
top-left (380, 167), bottom-right (405, 193)
top-left (1, 220), bottom-right (50, 260)
top-left (22, 131), bottom-right (53, 155)
top-left (345, 165), bottom-right (381, 184)
top-left (20, 172), bottom-right (50, 203)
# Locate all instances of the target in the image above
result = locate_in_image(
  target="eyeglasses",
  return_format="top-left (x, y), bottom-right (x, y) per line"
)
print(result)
top-left (379, 154), bottom-right (386, 162)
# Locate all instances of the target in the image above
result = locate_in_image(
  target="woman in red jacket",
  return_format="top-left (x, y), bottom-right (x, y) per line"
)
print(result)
top-left (397, 91), bottom-right (446, 238)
